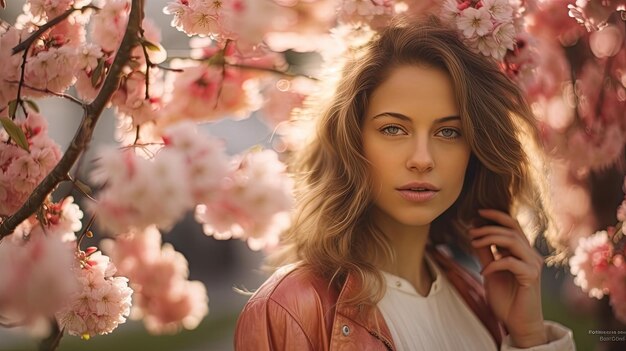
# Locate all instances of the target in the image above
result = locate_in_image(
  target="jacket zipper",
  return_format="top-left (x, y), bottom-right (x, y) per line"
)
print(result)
top-left (368, 330), bottom-right (394, 351)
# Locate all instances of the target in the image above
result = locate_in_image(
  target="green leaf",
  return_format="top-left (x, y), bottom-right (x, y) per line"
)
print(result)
top-left (24, 99), bottom-right (39, 113)
top-left (91, 58), bottom-right (104, 87)
top-left (141, 39), bottom-right (160, 52)
top-left (207, 52), bottom-right (225, 66)
top-left (8, 99), bottom-right (17, 119)
top-left (0, 117), bottom-right (29, 152)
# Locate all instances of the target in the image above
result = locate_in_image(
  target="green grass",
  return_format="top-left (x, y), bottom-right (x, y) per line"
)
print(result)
top-left (4, 313), bottom-right (238, 351)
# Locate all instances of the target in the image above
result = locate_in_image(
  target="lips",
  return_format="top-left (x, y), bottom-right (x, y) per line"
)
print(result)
top-left (397, 182), bottom-right (440, 191)
top-left (396, 182), bottom-right (439, 202)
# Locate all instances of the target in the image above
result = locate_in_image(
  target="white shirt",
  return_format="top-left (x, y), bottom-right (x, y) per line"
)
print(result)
top-left (378, 255), bottom-right (576, 351)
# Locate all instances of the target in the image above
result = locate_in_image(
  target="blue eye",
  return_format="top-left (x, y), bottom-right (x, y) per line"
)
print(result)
top-left (436, 128), bottom-right (461, 139)
top-left (381, 125), bottom-right (405, 136)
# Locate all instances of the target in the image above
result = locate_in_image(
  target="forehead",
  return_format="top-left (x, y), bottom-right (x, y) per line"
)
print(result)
top-left (366, 64), bottom-right (459, 123)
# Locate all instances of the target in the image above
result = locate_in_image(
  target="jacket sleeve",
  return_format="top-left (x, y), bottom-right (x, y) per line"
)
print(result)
top-left (234, 296), bottom-right (315, 351)
top-left (500, 321), bottom-right (576, 351)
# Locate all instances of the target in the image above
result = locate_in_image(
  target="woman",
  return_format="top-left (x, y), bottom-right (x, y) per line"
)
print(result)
top-left (235, 16), bottom-right (575, 350)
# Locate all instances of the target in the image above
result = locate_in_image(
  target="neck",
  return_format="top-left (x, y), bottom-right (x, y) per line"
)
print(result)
top-left (373, 211), bottom-right (434, 296)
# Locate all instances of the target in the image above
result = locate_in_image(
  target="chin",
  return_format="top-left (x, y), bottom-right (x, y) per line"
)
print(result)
top-left (390, 211), bottom-right (443, 228)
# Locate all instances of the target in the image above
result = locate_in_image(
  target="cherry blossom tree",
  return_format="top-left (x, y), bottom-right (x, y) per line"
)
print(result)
top-left (0, 0), bottom-right (624, 350)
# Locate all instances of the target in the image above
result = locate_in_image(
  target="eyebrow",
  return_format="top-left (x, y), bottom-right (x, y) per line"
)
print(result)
top-left (371, 112), bottom-right (461, 124)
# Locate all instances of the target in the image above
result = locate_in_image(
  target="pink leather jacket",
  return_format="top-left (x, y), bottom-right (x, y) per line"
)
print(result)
top-left (234, 247), bottom-right (504, 350)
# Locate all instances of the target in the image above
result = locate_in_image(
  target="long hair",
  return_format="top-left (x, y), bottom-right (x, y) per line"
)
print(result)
top-left (268, 15), bottom-right (552, 307)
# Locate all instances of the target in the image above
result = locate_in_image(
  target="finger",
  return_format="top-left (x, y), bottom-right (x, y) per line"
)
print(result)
top-left (470, 234), bottom-right (537, 264)
top-left (481, 256), bottom-right (540, 287)
top-left (478, 209), bottom-right (520, 230)
top-left (468, 225), bottom-right (529, 245)
top-left (473, 245), bottom-right (495, 270)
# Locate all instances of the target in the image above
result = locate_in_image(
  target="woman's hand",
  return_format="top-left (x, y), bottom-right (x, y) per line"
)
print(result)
top-left (468, 208), bottom-right (548, 348)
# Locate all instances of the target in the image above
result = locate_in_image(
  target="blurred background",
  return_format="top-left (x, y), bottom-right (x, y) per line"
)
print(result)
top-left (1, 1), bottom-right (625, 350)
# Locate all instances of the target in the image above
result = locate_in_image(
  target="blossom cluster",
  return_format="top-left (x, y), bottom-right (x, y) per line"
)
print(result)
top-left (159, 40), bottom-right (286, 125)
top-left (569, 176), bottom-right (626, 323)
top-left (0, 0), bottom-right (97, 106)
top-left (100, 226), bottom-right (208, 334)
top-left (89, 122), bottom-right (228, 234)
top-left (0, 229), bottom-right (78, 334)
top-left (337, 0), bottom-right (396, 27)
top-left (90, 121), bottom-right (293, 249)
top-left (0, 196), bottom-right (83, 334)
top-left (0, 111), bottom-right (62, 216)
top-left (441, 0), bottom-right (519, 60)
top-left (163, 0), bottom-right (290, 45)
top-left (55, 249), bottom-right (133, 339)
top-left (195, 149), bottom-right (294, 250)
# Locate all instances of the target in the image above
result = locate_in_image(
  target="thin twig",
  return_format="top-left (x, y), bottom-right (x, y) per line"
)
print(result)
top-left (76, 214), bottom-right (96, 250)
top-left (121, 142), bottom-right (164, 149)
top-left (139, 34), bottom-right (151, 100)
top-left (5, 80), bottom-right (85, 107)
top-left (134, 125), bottom-right (141, 144)
top-left (12, 5), bottom-right (100, 55)
top-left (38, 319), bottom-right (63, 351)
top-left (153, 63), bottom-right (183, 72)
top-left (0, 0), bottom-right (143, 240)
top-left (14, 45), bottom-right (29, 118)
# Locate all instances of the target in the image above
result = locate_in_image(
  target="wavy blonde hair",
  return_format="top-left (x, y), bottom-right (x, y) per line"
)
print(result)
top-left (268, 16), bottom-right (553, 307)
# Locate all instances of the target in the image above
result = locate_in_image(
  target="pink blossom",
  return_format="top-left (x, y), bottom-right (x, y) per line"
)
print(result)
top-left (219, 0), bottom-right (294, 44)
top-left (337, 0), bottom-right (395, 26)
top-left (56, 249), bottom-right (133, 339)
top-left (91, 0), bottom-right (129, 52)
top-left (530, 0), bottom-right (586, 46)
top-left (100, 226), bottom-right (209, 334)
top-left (0, 27), bottom-right (29, 106)
top-left (164, 0), bottom-right (292, 44)
top-left (25, 0), bottom-right (76, 20)
top-left (482, 0), bottom-right (513, 23)
top-left (25, 45), bottom-right (78, 94)
top-left (0, 232), bottom-right (78, 331)
top-left (163, 0), bottom-right (219, 37)
top-left (161, 121), bottom-right (230, 204)
top-left (160, 59), bottom-right (261, 124)
top-left (565, 123), bottom-right (624, 172)
top-left (0, 112), bottom-right (62, 216)
top-left (75, 69), bottom-right (102, 101)
top-left (76, 43), bottom-right (103, 71)
top-left (90, 147), bottom-right (193, 234)
top-left (570, 230), bottom-right (613, 299)
top-left (195, 149), bottom-right (294, 250)
top-left (589, 24), bottom-right (624, 58)
top-left (440, 0), bottom-right (462, 22)
top-left (568, 0), bottom-right (625, 31)
top-left (111, 70), bottom-right (164, 126)
top-left (457, 7), bottom-right (492, 38)
top-left (260, 78), bottom-right (309, 127)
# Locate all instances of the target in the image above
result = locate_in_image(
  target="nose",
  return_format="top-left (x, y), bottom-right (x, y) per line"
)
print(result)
top-left (406, 137), bottom-right (434, 172)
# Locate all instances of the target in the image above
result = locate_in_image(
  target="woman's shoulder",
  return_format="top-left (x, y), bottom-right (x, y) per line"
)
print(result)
top-left (235, 264), bottom-right (340, 349)
top-left (246, 263), bottom-right (340, 312)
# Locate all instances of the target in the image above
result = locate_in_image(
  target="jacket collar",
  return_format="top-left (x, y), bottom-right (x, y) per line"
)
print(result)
top-left (332, 246), bottom-right (504, 350)
top-left (334, 270), bottom-right (395, 350)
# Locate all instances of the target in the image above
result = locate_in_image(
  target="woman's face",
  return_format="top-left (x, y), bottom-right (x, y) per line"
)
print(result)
top-left (362, 64), bottom-right (471, 231)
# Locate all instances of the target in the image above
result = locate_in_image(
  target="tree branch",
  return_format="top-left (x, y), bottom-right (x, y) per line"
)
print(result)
top-left (0, 0), bottom-right (143, 239)
top-left (12, 5), bottom-right (101, 55)
top-left (38, 319), bottom-right (63, 351)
